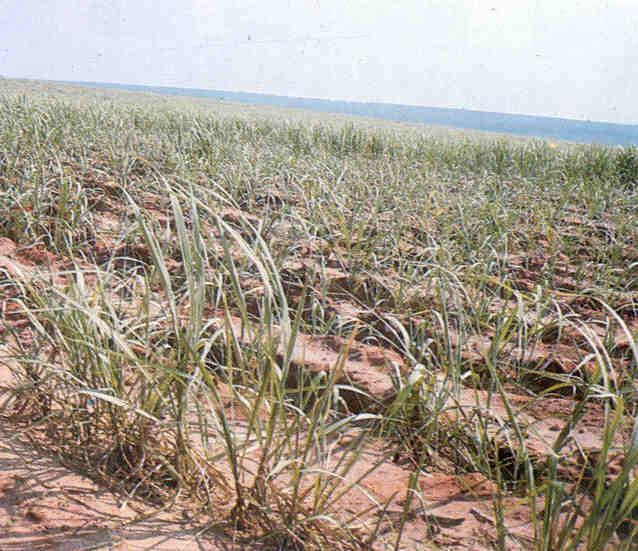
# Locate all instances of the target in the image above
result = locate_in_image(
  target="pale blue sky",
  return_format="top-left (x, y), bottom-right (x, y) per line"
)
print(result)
top-left (1, 1), bottom-right (636, 123)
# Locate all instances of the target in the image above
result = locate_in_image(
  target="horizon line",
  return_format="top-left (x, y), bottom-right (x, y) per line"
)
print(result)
top-left (29, 77), bottom-right (638, 129)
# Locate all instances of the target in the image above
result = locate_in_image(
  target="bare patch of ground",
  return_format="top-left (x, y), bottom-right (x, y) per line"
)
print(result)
top-left (0, 425), bottom-right (233, 550)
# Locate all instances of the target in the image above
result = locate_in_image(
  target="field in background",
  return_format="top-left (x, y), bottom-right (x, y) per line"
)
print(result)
top-left (59, 79), bottom-right (638, 146)
top-left (1, 79), bottom-right (638, 549)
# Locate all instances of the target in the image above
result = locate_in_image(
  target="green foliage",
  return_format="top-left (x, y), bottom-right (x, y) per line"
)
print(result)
top-left (616, 146), bottom-right (638, 187)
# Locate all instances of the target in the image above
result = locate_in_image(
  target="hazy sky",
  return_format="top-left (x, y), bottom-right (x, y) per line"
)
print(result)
top-left (1, 1), bottom-right (637, 123)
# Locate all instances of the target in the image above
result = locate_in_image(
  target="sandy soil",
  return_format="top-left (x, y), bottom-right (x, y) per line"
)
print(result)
top-left (0, 424), bottom-right (237, 551)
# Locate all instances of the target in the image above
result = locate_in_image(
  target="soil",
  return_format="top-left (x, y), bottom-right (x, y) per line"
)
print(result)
top-left (0, 425), bottom-right (232, 550)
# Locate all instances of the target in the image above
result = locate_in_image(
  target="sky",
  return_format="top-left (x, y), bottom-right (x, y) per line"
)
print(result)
top-left (1, 0), bottom-right (637, 124)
